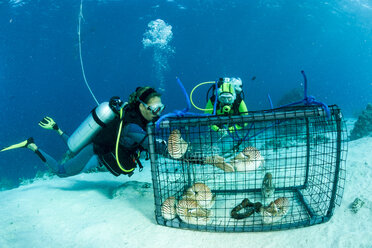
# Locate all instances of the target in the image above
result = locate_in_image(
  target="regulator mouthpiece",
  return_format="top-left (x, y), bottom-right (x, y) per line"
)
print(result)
top-left (222, 105), bottom-right (231, 113)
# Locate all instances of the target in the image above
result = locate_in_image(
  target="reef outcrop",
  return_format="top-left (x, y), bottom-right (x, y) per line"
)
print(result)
top-left (350, 103), bottom-right (372, 141)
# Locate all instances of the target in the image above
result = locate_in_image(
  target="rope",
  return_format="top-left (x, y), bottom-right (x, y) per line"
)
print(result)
top-left (267, 93), bottom-right (274, 109)
top-left (277, 71), bottom-right (330, 119)
top-left (176, 77), bottom-right (190, 112)
top-left (78, 0), bottom-right (99, 105)
top-left (229, 70), bottom-right (331, 143)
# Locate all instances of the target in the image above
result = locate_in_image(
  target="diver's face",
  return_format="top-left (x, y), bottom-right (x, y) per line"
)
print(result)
top-left (139, 96), bottom-right (164, 121)
top-left (218, 93), bottom-right (235, 105)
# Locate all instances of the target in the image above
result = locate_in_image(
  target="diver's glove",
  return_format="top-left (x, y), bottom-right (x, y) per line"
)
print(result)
top-left (205, 155), bottom-right (234, 172)
top-left (39, 116), bottom-right (63, 135)
top-left (39, 116), bottom-right (59, 130)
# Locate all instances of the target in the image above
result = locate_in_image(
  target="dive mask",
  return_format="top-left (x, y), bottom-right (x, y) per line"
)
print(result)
top-left (218, 93), bottom-right (235, 105)
top-left (138, 99), bottom-right (165, 116)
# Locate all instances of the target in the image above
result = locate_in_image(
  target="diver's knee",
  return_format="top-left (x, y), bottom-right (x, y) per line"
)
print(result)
top-left (55, 165), bottom-right (67, 177)
top-left (56, 173), bottom-right (69, 178)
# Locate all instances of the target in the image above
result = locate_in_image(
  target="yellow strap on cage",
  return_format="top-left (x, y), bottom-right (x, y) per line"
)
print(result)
top-left (190, 81), bottom-right (215, 111)
top-left (115, 108), bottom-right (135, 173)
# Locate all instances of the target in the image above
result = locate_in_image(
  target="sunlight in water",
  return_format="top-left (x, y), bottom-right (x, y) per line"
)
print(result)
top-left (9, 0), bottom-right (28, 7)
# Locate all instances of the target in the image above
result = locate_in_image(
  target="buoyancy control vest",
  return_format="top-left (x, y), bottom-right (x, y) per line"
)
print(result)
top-left (93, 104), bottom-right (148, 176)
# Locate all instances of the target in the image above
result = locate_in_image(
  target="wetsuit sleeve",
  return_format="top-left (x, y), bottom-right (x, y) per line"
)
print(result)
top-left (204, 99), bottom-right (220, 131)
top-left (120, 124), bottom-right (167, 156)
top-left (121, 124), bottom-right (204, 162)
top-left (228, 100), bottom-right (248, 131)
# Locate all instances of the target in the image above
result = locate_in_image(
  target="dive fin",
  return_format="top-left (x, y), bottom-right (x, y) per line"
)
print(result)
top-left (1, 137), bottom-right (34, 152)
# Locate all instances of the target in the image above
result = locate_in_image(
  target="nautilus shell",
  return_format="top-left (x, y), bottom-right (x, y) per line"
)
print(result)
top-left (261, 197), bottom-right (290, 224)
top-left (167, 129), bottom-right (188, 159)
top-left (176, 198), bottom-right (212, 225)
top-left (261, 172), bottom-right (275, 198)
top-left (185, 182), bottom-right (215, 209)
top-left (231, 146), bottom-right (264, 172)
top-left (161, 196), bottom-right (177, 220)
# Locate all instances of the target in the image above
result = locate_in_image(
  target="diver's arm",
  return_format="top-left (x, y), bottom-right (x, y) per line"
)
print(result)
top-left (120, 124), bottom-right (167, 155)
top-left (38, 116), bottom-right (65, 135)
top-left (38, 116), bottom-right (69, 143)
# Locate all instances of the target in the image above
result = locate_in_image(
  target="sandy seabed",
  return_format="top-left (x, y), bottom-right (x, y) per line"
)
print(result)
top-left (0, 133), bottom-right (371, 248)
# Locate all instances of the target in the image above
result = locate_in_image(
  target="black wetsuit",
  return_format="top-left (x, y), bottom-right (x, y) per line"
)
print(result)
top-left (93, 104), bottom-right (167, 176)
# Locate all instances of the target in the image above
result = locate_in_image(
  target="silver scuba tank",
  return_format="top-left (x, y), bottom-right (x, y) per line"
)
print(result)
top-left (67, 101), bottom-right (118, 153)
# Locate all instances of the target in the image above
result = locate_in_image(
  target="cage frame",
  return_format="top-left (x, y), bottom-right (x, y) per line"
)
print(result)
top-left (147, 105), bottom-right (347, 232)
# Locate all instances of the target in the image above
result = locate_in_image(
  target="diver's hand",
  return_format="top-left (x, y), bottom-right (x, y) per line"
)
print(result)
top-left (39, 116), bottom-right (59, 130)
top-left (205, 155), bottom-right (234, 172)
top-left (39, 116), bottom-right (64, 136)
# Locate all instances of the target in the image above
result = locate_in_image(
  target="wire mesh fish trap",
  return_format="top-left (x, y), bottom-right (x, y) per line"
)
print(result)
top-left (147, 105), bottom-right (347, 232)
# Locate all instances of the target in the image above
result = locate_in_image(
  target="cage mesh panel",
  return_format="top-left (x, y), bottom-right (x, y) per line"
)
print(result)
top-left (149, 105), bottom-right (347, 232)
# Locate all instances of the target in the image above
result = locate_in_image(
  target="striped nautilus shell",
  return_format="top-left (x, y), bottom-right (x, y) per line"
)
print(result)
top-left (184, 182), bottom-right (215, 209)
top-left (231, 146), bottom-right (264, 172)
top-left (176, 198), bottom-right (212, 225)
top-left (161, 196), bottom-right (177, 220)
top-left (260, 197), bottom-right (290, 224)
top-left (261, 172), bottom-right (275, 198)
top-left (167, 129), bottom-right (189, 159)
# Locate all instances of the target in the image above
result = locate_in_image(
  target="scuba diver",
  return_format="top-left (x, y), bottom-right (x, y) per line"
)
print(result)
top-left (1, 86), bottom-right (234, 177)
top-left (204, 77), bottom-right (248, 135)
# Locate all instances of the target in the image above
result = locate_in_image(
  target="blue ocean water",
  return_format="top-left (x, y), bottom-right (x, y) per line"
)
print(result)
top-left (0, 0), bottom-right (371, 187)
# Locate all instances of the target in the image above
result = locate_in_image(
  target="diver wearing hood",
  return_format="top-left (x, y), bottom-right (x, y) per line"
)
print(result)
top-left (204, 77), bottom-right (248, 133)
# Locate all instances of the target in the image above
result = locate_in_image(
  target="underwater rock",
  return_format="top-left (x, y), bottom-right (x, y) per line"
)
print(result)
top-left (349, 197), bottom-right (365, 213)
top-left (350, 103), bottom-right (372, 141)
top-left (276, 87), bottom-right (303, 107)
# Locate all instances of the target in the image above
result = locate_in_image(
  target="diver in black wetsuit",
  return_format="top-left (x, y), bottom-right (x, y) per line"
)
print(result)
top-left (1, 86), bottom-right (233, 178)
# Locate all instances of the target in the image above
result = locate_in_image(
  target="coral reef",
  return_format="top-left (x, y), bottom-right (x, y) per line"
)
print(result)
top-left (276, 87), bottom-right (303, 107)
top-left (350, 103), bottom-right (372, 141)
